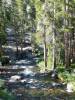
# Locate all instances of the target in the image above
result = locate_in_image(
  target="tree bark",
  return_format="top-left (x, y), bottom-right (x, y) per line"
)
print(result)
top-left (43, 25), bottom-right (47, 70)
top-left (52, 2), bottom-right (56, 70)
top-left (64, 0), bottom-right (70, 68)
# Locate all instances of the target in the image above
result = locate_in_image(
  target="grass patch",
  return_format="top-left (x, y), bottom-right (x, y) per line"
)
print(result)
top-left (37, 61), bottom-right (45, 73)
top-left (0, 79), bottom-right (5, 87)
top-left (0, 89), bottom-right (15, 100)
top-left (0, 79), bottom-right (15, 100)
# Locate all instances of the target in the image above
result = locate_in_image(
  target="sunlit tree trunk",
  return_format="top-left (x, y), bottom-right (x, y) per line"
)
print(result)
top-left (43, 25), bottom-right (47, 70)
top-left (52, 2), bottom-right (56, 70)
top-left (43, 0), bottom-right (47, 70)
top-left (64, 0), bottom-right (70, 68)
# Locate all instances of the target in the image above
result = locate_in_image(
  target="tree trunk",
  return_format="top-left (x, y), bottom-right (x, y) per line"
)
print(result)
top-left (64, 32), bottom-right (69, 68)
top-left (52, 2), bottom-right (56, 70)
top-left (43, 25), bottom-right (47, 70)
top-left (43, 0), bottom-right (48, 70)
top-left (64, 0), bottom-right (70, 68)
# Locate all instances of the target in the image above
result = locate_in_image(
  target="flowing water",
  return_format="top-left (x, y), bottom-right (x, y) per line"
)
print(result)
top-left (1, 58), bottom-right (75, 100)
top-left (1, 30), bottom-right (75, 99)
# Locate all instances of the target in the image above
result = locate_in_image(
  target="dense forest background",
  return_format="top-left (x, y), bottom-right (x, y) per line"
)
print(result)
top-left (0, 0), bottom-right (75, 71)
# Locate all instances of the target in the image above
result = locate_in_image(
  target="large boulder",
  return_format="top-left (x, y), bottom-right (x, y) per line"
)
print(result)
top-left (9, 75), bottom-right (21, 82)
top-left (66, 82), bottom-right (73, 93)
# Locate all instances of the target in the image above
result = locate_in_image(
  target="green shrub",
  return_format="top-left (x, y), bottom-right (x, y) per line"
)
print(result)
top-left (71, 64), bottom-right (75, 69)
top-left (1, 56), bottom-right (10, 66)
top-left (0, 89), bottom-right (15, 100)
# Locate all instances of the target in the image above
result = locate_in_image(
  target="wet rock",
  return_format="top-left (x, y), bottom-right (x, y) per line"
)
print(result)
top-left (50, 70), bottom-right (59, 80)
top-left (20, 79), bottom-right (27, 83)
top-left (51, 82), bottom-right (64, 88)
top-left (9, 75), bottom-right (21, 82)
